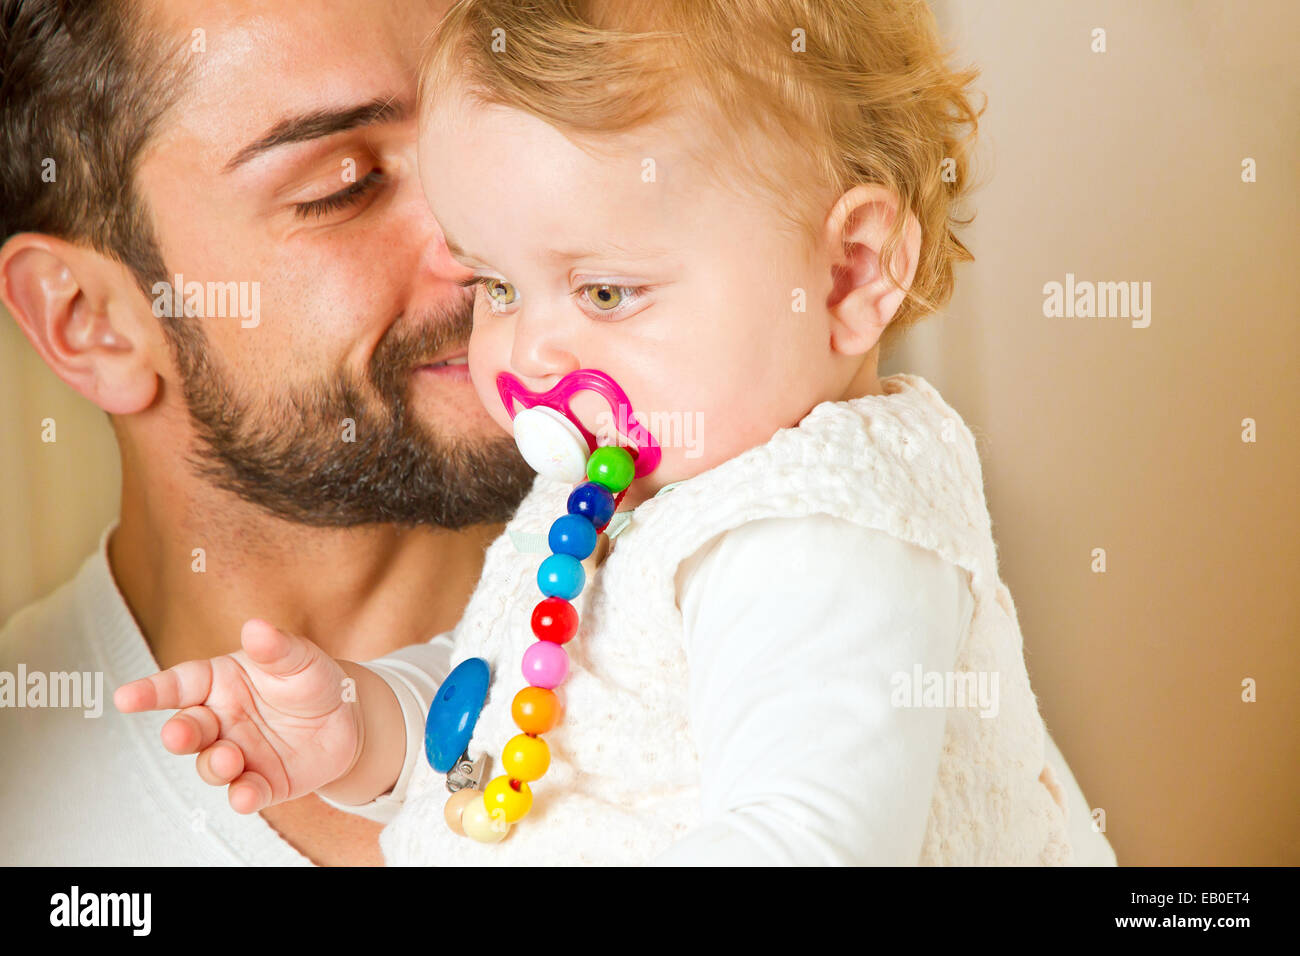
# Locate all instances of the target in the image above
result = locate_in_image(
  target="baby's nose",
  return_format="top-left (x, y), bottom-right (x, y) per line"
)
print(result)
top-left (508, 314), bottom-right (582, 384)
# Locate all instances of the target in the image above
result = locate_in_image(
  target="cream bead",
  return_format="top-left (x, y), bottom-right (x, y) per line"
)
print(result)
top-left (461, 793), bottom-right (511, 843)
top-left (443, 787), bottom-right (483, 837)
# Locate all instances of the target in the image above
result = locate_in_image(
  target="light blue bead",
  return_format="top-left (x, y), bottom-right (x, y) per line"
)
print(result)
top-left (538, 553), bottom-right (585, 600)
top-left (548, 513), bottom-right (598, 560)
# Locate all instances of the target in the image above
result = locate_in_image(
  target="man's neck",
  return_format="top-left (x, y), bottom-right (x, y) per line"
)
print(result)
top-left (109, 465), bottom-right (501, 671)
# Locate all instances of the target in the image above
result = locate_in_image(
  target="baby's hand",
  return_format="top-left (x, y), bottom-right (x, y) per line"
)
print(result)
top-left (114, 619), bottom-right (361, 813)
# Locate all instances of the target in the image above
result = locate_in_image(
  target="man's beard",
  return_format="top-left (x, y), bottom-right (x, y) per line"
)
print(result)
top-left (166, 299), bottom-right (536, 528)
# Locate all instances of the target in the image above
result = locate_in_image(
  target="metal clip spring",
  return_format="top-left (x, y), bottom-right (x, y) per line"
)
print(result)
top-left (446, 750), bottom-right (490, 793)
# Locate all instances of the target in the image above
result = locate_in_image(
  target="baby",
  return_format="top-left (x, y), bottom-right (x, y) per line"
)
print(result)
top-left (118, 0), bottom-right (1077, 864)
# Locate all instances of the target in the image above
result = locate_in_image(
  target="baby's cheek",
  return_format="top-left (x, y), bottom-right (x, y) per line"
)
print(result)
top-left (664, 398), bottom-right (773, 480)
top-left (468, 327), bottom-right (514, 434)
top-left (639, 407), bottom-right (718, 482)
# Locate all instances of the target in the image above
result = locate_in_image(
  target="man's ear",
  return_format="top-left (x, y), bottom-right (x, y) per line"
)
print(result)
top-left (822, 184), bottom-right (922, 356)
top-left (0, 233), bottom-right (160, 414)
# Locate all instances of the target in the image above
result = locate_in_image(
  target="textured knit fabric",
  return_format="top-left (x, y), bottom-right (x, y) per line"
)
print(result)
top-left (380, 373), bottom-right (1074, 865)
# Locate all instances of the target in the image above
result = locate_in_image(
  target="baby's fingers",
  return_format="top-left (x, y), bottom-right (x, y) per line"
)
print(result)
top-left (161, 705), bottom-right (221, 756)
top-left (227, 770), bottom-right (273, 815)
top-left (240, 618), bottom-right (318, 678)
top-left (114, 659), bottom-right (215, 714)
top-left (196, 740), bottom-right (245, 787)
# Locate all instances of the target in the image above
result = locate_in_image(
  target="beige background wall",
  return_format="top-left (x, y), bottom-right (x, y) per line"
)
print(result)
top-left (2, 1), bottom-right (1296, 864)
top-left (890, 0), bottom-right (1298, 864)
top-left (0, 321), bottom-right (121, 618)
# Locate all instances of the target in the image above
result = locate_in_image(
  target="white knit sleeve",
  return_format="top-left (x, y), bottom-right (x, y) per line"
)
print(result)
top-left (651, 515), bottom-right (973, 866)
top-left (316, 635), bottom-right (453, 823)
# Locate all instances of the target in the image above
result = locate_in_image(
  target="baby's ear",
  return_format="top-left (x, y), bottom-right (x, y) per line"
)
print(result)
top-left (822, 185), bottom-right (922, 356)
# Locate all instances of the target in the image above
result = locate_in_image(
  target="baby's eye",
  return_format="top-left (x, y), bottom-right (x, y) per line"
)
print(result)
top-left (572, 282), bottom-right (645, 319)
top-left (483, 279), bottom-right (517, 307)
top-left (583, 284), bottom-right (625, 311)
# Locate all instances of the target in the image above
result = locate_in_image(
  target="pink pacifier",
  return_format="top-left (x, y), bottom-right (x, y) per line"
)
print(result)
top-left (497, 369), bottom-right (662, 484)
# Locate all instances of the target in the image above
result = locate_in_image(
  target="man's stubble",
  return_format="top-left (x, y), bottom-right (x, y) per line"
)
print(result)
top-left (163, 296), bottom-right (536, 529)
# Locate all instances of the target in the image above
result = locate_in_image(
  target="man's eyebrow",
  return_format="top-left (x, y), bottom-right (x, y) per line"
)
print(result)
top-left (223, 96), bottom-right (411, 173)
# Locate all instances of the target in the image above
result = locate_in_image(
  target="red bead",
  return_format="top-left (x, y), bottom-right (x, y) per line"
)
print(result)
top-left (531, 597), bottom-right (578, 644)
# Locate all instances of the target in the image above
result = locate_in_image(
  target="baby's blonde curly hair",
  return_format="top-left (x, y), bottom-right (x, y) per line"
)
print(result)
top-left (421, 0), bottom-right (985, 357)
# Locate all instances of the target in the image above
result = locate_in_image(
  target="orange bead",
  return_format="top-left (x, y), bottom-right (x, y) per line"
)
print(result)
top-left (512, 686), bottom-right (563, 735)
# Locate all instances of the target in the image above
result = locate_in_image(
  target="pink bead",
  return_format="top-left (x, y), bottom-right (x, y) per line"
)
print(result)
top-left (522, 640), bottom-right (569, 689)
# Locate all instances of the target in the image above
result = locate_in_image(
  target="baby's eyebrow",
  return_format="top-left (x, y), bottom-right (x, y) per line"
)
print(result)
top-left (543, 240), bottom-right (672, 263)
top-left (443, 227), bottom-right (670, 267)
top-left (442, 231), bottom-right (487, 265)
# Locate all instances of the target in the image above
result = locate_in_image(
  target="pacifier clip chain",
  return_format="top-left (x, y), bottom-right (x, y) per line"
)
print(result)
top-left (426, 443), bottom-right (638, 843)
top-left (424, 367), bottom-right (657, 843)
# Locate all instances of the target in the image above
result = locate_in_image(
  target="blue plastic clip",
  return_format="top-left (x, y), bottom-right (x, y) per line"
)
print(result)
top-left (424, 657), bottom-right (490, 773)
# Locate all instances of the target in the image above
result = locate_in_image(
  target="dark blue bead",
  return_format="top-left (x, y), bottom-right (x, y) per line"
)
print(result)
top-left (548, 513), bottom-right (598, 559)
top-left (567, 481), bottom-right (616, 527)
top-left (424, 657), bottom-right (490, 773)
top-left (538, 553), bottom-right (585, 600)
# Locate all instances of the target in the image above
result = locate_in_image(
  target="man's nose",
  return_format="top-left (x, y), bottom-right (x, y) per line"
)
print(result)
top-left (418, 224), bottom-right (472, 283)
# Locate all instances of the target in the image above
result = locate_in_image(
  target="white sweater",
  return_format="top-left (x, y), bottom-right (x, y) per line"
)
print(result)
top-left (377, 374), bottom-right (1108, 865)
top-left (0, 528), bottom-right (313, 865)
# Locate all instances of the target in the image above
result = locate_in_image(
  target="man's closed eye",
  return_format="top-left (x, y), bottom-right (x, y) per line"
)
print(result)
top-left (292, 168), bottom-right (388, 221)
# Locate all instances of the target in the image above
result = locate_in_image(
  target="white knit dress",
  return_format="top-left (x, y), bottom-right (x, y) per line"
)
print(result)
top-left (380, 373), bottom-right (1073, 865)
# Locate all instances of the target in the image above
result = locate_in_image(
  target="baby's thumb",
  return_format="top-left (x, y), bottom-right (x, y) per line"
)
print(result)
top-left (239, 618), bottom-right (320, 678)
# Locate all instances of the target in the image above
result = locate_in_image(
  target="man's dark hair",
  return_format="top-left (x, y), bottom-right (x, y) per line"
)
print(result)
top-left (0, 0), bottom-right (193, 298)
top-left (1, 1), bottom-right (537, 529)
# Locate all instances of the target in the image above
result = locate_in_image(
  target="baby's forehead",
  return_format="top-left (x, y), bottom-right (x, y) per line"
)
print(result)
top-left (423, 100), bottom-right (692, 199)
top-left (415, 85), bottom-right (815, 271)
top-left (421, 90), bottom-right (777, 204)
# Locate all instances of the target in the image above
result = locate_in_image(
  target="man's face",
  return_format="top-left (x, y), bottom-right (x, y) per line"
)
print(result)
top-left (134, 0), bottom-right (533, 527)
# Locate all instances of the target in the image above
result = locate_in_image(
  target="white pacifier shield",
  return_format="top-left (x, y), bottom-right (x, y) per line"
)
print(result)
top-left (512, 405), bottom-right (590, 482)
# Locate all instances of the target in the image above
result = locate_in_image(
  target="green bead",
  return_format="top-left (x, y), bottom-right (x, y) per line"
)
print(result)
top-left (586, 446), bottom-right (636, 492)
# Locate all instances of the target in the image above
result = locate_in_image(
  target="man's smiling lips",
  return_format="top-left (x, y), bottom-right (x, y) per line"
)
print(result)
top-left (413, 349), bottom-right (471, 381)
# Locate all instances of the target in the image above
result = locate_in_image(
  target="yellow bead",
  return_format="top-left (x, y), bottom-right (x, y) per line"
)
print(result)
top-left (484, 774), bottom-right (534, 823)
top-left (443, 788), bottom-right (482, 836)
top-left (461, 793), bottom-right (511, 843)
top-left (502, 733), bottom-right (551, 782)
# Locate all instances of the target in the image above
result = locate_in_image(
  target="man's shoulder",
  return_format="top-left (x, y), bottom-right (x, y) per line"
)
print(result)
top-left (0, 552), bottom-right (99, 670)
top-left (0, 563), bottom-right (94, 668)
top-left (0, 545), bottom-right (312, 866)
